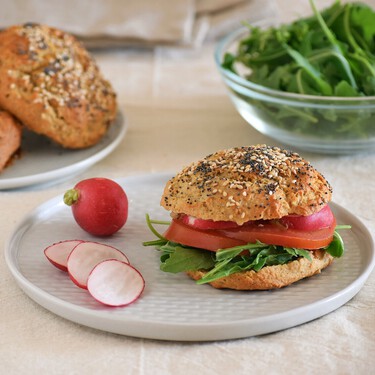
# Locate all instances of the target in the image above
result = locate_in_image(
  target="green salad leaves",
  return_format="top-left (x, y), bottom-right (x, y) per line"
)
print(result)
top-left (222, 0), bottom-right (375, 140)
top-left (143, 215), bottom-right (349, 285)
top-left (227, 0), bottom-right (375, 96)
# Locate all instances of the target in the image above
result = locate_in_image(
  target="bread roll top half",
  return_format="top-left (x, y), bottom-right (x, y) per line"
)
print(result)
top-left (161, 145), bottom-right (332, 225)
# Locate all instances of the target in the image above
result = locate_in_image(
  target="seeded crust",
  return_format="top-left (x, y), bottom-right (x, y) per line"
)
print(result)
top-left (0, 23), bottom-right (117, 149)
top-left (0, 110), bottom-right (22, 172)
top-left (186, 250), bottom-right (334, 290)
top-left (161, 145), bottom-right (332, 224)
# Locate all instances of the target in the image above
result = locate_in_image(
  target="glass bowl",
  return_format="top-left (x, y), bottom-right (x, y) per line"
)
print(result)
top-left (215, 27), bottom-right (375, 154)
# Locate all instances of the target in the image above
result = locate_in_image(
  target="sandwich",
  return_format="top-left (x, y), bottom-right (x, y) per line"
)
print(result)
top-left (144, 145), bottom-right (347, 290)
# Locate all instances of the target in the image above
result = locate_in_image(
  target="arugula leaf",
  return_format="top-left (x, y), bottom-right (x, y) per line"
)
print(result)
top-left (144, 213), bottom-right (169, 240)
top-left (222, 52), bottom-right (236, 72)
top-left (160, 245), bottom-right (215, 273)
top-left (285, 247), bottom-right (312, 261)
top-left (334, 80), bottom-right (359, 96)
top-left (350, 3), bottom-right (375, 49)
top-left (309, 0), bottom-right (357, 88)
top-left (283, 44), bottom-right (333, 95)
top-left (324, 230), bottom-right (345, 257)
top-left (215, 241), bottom-right (268, 261)
top-left (197, 245), bottom-right (312, 284)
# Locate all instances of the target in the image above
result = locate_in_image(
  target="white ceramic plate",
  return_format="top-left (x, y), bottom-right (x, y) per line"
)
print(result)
top-left (4, 173), bottom-right (375, 341)
top-left (0, 113), bottom-right (127, 190)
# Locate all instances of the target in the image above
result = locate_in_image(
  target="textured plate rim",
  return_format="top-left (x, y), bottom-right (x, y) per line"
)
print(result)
top-left (4, 173), bottom-right (375, 341)
top-left (0, 112), bottom-right (127, 190)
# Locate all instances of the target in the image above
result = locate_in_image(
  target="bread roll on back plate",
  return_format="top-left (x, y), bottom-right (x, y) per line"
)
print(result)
top-left (0, 110), bottom-right (22, 172)
top-left (0, 23), bottom-right (117, 149)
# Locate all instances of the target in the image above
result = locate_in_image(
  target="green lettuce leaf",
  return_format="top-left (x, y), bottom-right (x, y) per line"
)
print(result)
top-left (324, 230), bottom-right (345, 257)
top-left (159, 245), bottom-right (215, 273)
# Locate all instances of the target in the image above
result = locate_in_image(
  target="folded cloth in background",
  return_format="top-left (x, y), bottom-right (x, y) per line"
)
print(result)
top-left (0, 0), bottom-right (276, 47)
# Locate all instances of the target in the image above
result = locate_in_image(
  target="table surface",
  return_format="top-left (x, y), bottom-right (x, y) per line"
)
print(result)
top-left (1, 1), bottom-right (374, 373)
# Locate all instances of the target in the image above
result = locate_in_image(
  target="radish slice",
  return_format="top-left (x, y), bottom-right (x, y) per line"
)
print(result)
top-left (44, 240), bottom-right (83, 272)
top-left (181, 215), bottom-right (239, 230)
top-left (87, 260), bottom-right (145, 307)
top-left (280, 204), bottom-right (335, 230)
top-left (67, 241), bottom-right (129, 289)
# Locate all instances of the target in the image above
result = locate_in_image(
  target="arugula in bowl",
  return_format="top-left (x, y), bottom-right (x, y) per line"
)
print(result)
top-left (224, 0), bottom-right (375, 97)
top-left (219, 0), bottom-right (375, 149)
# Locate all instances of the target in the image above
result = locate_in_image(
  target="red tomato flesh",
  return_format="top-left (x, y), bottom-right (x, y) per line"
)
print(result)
top-left (217, 219), bottom-right (336, 250)
top-left (164, 205), bottom-right (336, 251)
top-left (163, 220), bottom-right (247, 251)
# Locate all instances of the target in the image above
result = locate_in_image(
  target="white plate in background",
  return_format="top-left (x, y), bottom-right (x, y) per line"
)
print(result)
top-left (0, 112), bottom-right (126, 190)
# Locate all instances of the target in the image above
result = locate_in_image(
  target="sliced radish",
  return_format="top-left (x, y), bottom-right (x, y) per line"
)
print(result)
top-left (87, 260), bottom-right (145, 307)
top-left (44, 240), bottom-right (83, 272)
top-left (181, 215), bottom-right (239, 230)
top-left (279, 204), bottom-right (335, 230)
top-left (67, 241), bottom-right (129, 289)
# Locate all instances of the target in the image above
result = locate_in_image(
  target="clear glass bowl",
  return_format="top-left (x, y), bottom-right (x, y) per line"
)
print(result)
top-left (215, 27), bottom-right (375, 154)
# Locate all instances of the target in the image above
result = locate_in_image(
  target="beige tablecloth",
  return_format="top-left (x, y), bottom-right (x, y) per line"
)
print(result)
top-left (1, 1), bottom-right (374, 373)
top-left (0, 0), bottom-right (275, 46)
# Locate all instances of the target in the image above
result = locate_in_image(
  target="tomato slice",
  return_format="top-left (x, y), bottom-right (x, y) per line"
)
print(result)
top-left (163, 220), bottom-right (246, 251)
top-left (217, 218), bottom-right (336, 250)
top-left (164, 216), bottom-right (336, 251)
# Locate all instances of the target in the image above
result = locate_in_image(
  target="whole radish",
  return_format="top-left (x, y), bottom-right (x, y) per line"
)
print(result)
top-left (64, 177), bottom-right (128, 236)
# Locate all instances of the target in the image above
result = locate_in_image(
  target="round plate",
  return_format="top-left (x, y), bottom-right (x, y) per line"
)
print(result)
top-left (0, 112), bottom-right (127, 190)
top-left (4, 173), bottom-right (375, 341)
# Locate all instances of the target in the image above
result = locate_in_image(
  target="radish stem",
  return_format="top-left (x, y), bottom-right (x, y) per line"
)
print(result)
top-left (63, 188), bottom-right (79, 206)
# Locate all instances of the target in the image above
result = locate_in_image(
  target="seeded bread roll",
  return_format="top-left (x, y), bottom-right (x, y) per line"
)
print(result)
top-left (161, 145), bottom-right (332, 225)
top-left (0, 110), bottom-right (22, 172)
top-left (186, 250), bottom-right (334, 290)
top-left (0, 23), bottom-right (117, 149)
